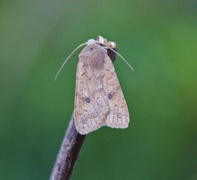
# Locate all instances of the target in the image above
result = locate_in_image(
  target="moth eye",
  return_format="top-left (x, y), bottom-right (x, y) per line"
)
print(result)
top-left (108, 93), bottom-right (113, 99)
top-left (84, 97), bottom-right (91, 103)
top-left (89, 47), bottom-right (94, 51)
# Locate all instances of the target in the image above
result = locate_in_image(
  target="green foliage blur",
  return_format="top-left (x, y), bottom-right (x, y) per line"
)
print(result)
top-left (1, 0), bottom-right (197, 179)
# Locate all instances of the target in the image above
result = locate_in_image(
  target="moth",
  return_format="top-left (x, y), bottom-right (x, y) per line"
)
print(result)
top-left (56, 36), bottom-right (133, 135)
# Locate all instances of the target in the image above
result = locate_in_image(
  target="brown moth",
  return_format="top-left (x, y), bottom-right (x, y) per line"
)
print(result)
top-left (55, 36), bottom-right (132, 135)
top-left (73, 36), bottom-right (130, 135)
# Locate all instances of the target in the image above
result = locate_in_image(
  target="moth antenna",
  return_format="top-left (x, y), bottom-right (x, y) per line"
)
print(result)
top-left (55, 42), bottom-right (87, 80)
top-left (104, 46), bottom-right (134, 72)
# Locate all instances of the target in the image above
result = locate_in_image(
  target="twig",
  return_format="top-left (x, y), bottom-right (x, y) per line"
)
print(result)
top-left (50, 114), bottom-right (86, 180)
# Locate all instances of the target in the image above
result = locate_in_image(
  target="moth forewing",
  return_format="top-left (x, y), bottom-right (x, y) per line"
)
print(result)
top-left (103, 55), bottom-right (130, 129)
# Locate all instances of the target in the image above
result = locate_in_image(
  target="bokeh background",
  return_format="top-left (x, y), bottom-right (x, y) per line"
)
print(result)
top-left (1, 0), bottom-right (197, 179)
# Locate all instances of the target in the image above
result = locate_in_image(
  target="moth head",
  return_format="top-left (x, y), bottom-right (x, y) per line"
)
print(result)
top-left (86, 39), bottom-right (96, 45)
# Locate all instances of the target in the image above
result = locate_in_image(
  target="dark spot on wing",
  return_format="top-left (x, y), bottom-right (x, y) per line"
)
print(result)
top-left (84, 97), bottom-right (91, 103)
top-left (108, 93), bottom-right (113, 99)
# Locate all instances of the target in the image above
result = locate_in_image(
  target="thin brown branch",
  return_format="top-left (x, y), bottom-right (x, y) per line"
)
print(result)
top-left (50, 114), bottom-right (86, 180)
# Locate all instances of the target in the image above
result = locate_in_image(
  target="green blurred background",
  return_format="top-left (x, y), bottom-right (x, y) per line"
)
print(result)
top-left (1, 0), bottom-right (197, 179)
